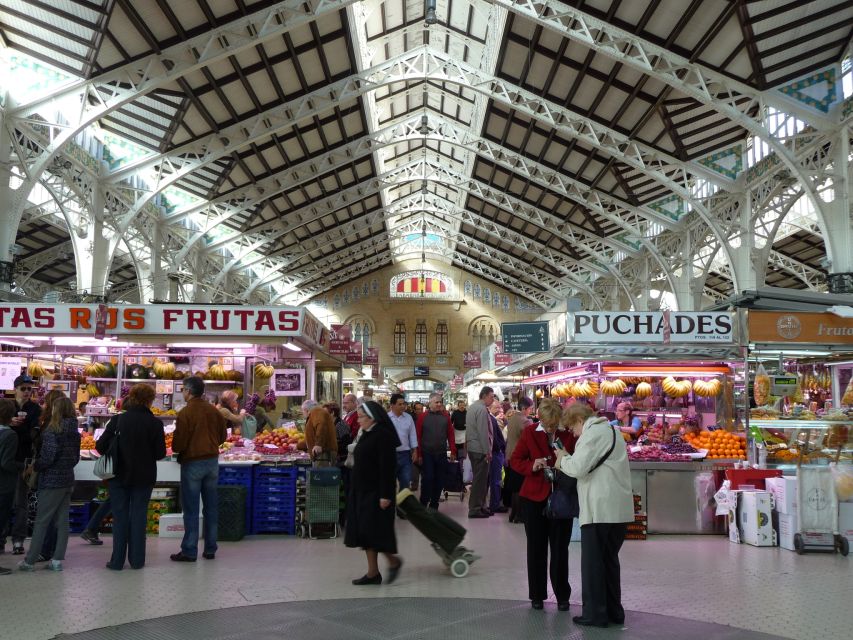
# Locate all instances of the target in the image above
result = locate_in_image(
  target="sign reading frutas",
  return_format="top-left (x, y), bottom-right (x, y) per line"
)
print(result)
top-left (569, 311), bottom-right (733, 343)
top-left (747, 311), bottom-right (853, 344)
top-left (501, 321), bottom-right (550, 353)
top-left (0, 303), bottom-right (312, 337)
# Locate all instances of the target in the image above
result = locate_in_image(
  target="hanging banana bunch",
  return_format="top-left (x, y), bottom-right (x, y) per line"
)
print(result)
top-left (254, 362), bottom-right (275, 379)
top-left (27, 361), bottom-right (47, 378)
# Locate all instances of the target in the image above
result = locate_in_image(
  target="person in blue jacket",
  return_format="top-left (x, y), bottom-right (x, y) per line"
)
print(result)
top-left (610, 402), bottom-right (641, 438)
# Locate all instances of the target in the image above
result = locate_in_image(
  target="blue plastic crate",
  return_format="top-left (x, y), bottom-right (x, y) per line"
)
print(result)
top-left (253, 504), bottom-right (294, 516)
top-left (252, 491), bottom-right (296, 507)
top-left (254, 465), bottom-right (297, 478)
top-left (252, 523), bottom-right (295, 534)
top-left (219, 465), bottom-right (253, 486)
top-left (254, 477), bottom-right (297, 490)
top-left (253, 483), bottom-right (296, 495)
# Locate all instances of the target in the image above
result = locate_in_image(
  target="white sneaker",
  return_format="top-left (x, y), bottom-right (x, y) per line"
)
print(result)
top-left (47, 560), bottom-right (63, 571)
top-left (17, 560), bottom-right (35, 571)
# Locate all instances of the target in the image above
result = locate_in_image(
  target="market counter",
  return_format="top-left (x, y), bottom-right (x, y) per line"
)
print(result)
top-left (75, 459), bottom-right (184, 483)
top-left (629, 461), bottom-right (724, 534)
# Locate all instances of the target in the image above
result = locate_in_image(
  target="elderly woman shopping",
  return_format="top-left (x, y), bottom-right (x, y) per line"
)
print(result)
top-left (555, 403), bottom-right (633, 628)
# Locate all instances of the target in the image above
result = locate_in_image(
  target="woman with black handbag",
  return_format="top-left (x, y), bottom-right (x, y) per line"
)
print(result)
top-left (556, 403), bottom-right (633, 628)
top-left (96, 384), bottom-right (166, 570)
top-left (509, 397), bottom-right (577, 611)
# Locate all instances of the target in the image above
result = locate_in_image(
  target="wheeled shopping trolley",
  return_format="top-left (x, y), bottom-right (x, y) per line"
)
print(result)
top-left (794, 435), bottom-right (848, 556)
top-left (396, 489), bottom-right (480, 577)
top-left (306, 467), bottom-right (341, 539)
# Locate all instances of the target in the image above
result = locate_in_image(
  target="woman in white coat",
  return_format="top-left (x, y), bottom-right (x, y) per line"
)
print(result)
top-left (555, 404), bottom-right (633, 628)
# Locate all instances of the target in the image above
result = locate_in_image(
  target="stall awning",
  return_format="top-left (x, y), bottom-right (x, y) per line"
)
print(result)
top-left (497, 347), bottom-right (565, 375)
top-left (558, 344), bottom-right (743, 360)
top-left (707, 286), bottom-right (853, 312)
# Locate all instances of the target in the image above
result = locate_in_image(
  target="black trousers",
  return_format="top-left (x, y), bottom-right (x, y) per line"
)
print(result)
top-left (521, 497), bottom-right (572, 603)
top-left (580, 523), bottom-right (627, 624)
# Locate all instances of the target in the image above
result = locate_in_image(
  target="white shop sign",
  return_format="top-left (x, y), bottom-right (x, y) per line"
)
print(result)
top-left (0, 303), bottom-right (310, 338)
top-left (569, 311), bottom-right (733, 343)
top-left (0, 356), bottom-right (23, 390)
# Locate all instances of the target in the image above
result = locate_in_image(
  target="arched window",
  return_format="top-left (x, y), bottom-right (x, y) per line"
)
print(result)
top-left (394, 321), bottom-right (406, 355)
top-left (352, 322), bottom-right (362, 348)
top-left (362, 323), bottom-right (370, 349)
top-left (435, 321), bottom-right (448, 355)
top-left (415, 321), bottom-right (428, 354)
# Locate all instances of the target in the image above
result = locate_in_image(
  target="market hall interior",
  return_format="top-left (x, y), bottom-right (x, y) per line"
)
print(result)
top-left (1, 0), bottom-right (853, 639)
top-left (2, 498), bottom-right (851, 640)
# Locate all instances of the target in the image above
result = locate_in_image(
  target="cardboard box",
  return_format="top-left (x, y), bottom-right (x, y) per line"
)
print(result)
top-left (765, 476), bottom-right (797, 514)
top-left (738, 491), bottom-right (776, 547)
top-left (775, 511), bottom-right (797, 551)
top-left (839, 502), bottom-right (853, 544)
top-left (158, 513), bottom-right (203, 538)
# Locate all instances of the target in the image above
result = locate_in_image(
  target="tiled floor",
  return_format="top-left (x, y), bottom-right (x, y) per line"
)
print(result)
top-left (1, 497), bottom-right (850, 640)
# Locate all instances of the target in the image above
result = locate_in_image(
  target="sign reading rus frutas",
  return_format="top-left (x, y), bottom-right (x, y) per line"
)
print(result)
top-left (501, 321), bottom-right (550, 354)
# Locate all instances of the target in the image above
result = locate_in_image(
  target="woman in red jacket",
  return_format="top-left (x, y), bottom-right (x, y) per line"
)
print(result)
top-left (510, 397), bottom-right (577, 611)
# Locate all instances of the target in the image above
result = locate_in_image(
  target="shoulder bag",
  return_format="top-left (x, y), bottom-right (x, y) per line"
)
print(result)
top-left (545, 425), bottom-right (617, 520)
top-left (94, 415), bottom-right (122, 480)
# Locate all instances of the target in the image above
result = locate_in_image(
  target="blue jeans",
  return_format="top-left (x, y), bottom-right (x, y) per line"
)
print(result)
top-left (85, 498), bottom-right (112, 534)
top-left (489, 451), bottom-right (506, 511)
top-left (396, 450), bottom-right (413, 492)
top-left (108, 481), bottom-right (153, 569)
top-left (180, 458), bottom-right (219, 558)
top-left (420, 451), bottom-right (447, 509)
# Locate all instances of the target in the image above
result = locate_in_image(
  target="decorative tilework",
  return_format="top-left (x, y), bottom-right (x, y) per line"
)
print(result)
top-left (648, 195), bottom-right (687, 221)
top-left (777, 68), bottom-right (837, 113)
top-left (697, 145), bottom-right (743, 180)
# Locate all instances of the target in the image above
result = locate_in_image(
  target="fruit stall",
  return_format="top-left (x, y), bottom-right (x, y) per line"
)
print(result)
top-left (1, 302), bottom-right (331, 537)
top-left (744, 310), bottom-right (853, 468)
top-left (515, 310), bottom-right (744, 534)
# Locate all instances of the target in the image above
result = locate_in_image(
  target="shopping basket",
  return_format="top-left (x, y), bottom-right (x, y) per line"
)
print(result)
top-left (306, 467), bottom-right (340, 539)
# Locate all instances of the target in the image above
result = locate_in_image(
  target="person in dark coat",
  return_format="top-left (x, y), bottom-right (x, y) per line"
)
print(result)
top-left (344, 400), bottom-right (403, 585)
top-left (96, 384), bottom-right (166, 570)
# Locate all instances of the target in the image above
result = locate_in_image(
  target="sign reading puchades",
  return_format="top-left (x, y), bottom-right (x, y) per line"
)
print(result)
top-left (569, 311), bottom-right (734, 343)
top-left (0, 303), bottom-right (323, 341)
top-left (501, 321), bottom-right (550, 353)
top-left (390, 271), bottom-right (454, 299)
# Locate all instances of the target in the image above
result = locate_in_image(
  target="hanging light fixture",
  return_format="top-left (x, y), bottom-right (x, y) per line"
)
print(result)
top-left (419, 218), bottom-right (427, 296)
top-left (425, 0), bottom-right (438, 26)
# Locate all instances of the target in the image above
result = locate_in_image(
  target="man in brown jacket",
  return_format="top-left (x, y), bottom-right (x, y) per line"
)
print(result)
top-left (171, 377), bottom-right (227, 562)
top-left (301, 400), bottom-right (337, 467)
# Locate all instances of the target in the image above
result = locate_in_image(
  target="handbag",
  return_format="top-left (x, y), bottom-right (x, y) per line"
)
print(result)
top-left (94, 416), bottom-right (122, 480)
top-left (345, 429), bottom-right (362, 468)
top-left (25, 468), bottom-right (39, 490)
top-left (545, 425), bottom-right (617, 520)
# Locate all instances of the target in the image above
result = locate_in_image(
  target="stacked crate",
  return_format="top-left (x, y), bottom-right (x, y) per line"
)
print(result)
top-left (218, 465), bottom-right (253, 531)
top-left (147, 489), bottom-right (178, 535)
top-left (626, 493), bottom-right (647, 540)
top-left (68, 502), bottom-right (91, 534)
top-left (251, 464), bottom-right (296, 534)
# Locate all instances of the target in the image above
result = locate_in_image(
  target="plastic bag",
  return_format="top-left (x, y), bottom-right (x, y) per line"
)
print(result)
top-left (830, 463), bottom-right (853, 502)
top-left (754, 364), bottom-right (771, 406)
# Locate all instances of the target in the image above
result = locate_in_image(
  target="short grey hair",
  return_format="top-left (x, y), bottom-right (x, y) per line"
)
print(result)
top-left (301, 399), bottom-right (318, 413)
top-left (428, 392), bottom-right (443, 403)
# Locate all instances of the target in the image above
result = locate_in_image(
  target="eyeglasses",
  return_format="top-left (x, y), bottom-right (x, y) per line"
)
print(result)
top-left (18, 387), bottom-right (32, 392)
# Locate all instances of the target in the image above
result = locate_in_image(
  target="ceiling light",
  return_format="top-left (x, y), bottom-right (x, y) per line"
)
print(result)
top-left (0, 338), bottom-right (34, 348)
top-left (282, 342), bottom-right (303, 352)
top-left (424, 0), bottom-right (438, 25)
top-left (169, 342), bottom-right (254, 349)
top-left (418, 114), bottom-right (429, 135)
top-left (51, 337), bottom-right (137, 347)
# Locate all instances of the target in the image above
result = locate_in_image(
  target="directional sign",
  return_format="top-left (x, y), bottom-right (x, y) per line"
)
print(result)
top-left (501, 321), bottom-right (550, 354)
